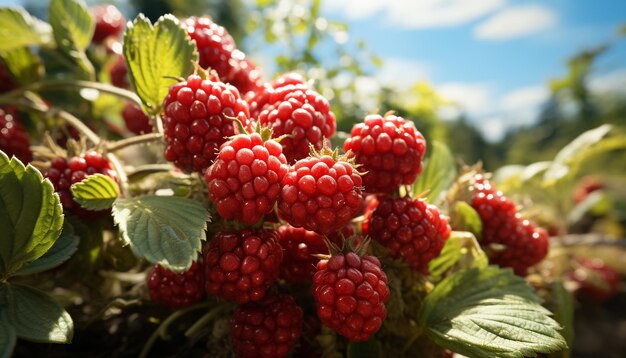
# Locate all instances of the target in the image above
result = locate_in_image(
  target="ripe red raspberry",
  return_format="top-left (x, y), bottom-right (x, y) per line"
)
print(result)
top-left (43, 151), bottom-right (117, 218)
top-left (272, 72), bottom-right (306, 89)
top-left (204, 131), bottom-right (288, 225)
top-left (91, 5), bottom-right (125, 44)
top-left (110, 55), bottom-right (129, 89)
top-left (258, 84), bottom-right (336, 163)
top-left (569, 257), bottom-right (620, 303)
top-left (277, 224), bottom-right (356, 282)
top-left (231, 294), bottom-right (303, 358)
top-left (147, 261), bottom-right (205, 309)
top-left (0, 107), bottom-right (32, 163)
top-left (122, 102), bottom-right (152, 135)
top-left (472, 176), bottom-right (549, 276)
top-left (344, 113), bottom-right (426, 193)
top-left (312, 242), bottom-right (389, 342)
top-left (363, 196), bottom-right (451, 274)
top-left (226, 51), bottom-right (264, 96)
top-left (277, 150), bottom-right (363, 235)
top-left (573, 176), bottom-right (604, 204)
top-left (162, 74), bottom-right (250, 172)
top-left (0, 62), bottom-right (17, 93)
top-left (182, 17), bottom-right (236, 77)
top-left (203, 229), bottom-right (282, 303)
top-left (245, 73), bottom-right (307, 120)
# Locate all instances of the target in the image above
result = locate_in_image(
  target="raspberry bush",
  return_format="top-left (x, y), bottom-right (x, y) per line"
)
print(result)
top-left (4, 1), bottom-right (623, 357)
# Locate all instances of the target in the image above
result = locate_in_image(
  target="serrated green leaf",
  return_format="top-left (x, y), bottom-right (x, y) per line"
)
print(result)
top-left (0, 46), bottom-right (43, 85)
top-left (112, 195), bottom-right (209, 272)
top-left (0, 283), bottom-right (73, 344)
top-left (347, 339), bottom-right (382, 358)
top-left (0, 151), bottom-right (64, 277)
top-left (14, 224), bottom-right (79, 276)
top-left (0, 308), bottom-right (16, 358)
top-left (123, 14), bottom-right (198, 115)
top-left (412, 141), bottom-right (456, 205)
top-left (428, 231), bottom-right (487, 281)
top-left (451, 202), bottom-right (483, 239)
top-left (71, 173), bottom-right (119, 211)
top-left (0, 7), bottom-right (51, 51)
top-left (419, 266), bottom-right (567, 358)
top-left (49, 0), bottom-right (94, 52)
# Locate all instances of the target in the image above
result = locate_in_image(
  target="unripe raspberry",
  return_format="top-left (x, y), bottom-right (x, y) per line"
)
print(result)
top-left (122, 102), bottom-right (152, 135)
top-left (204, 131), bottom-right (289, 225)
top-left (364, 196), bottom-right (451, 273)
top-left (147, 262), bottom-right (205, 309)
top-left (43, 151), bottom-right (117, 219)
top-left (203, 229), bottom-right (282, 303)
top-left (471, 176), bottom-right (549, 275)
top-left (162, 73), bottom-right (250, 172)
top-left (313, 243), bottom-right (389, 342)
top-left (278, 150), bottom-right (363, 235)
top-left (231, 294), bottom-right (303, 358)
top-left (0, 107), bottom-right (32, 163)
top-left (259, 84), bottom-right (336, 163)
top-left (91, 4), bottom-right (125, 44)
top-left (344, 113), bottom-right (426, 193)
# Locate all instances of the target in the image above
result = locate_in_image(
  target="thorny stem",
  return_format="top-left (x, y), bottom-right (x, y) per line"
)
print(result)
top-left (106, 133), bottom-right (164, 153)
top-left (139, 302), bottom-right (213, 358)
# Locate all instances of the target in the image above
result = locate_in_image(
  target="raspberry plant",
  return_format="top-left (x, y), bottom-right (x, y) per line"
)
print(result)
top-left (8, 0), bottom-right (626, 357)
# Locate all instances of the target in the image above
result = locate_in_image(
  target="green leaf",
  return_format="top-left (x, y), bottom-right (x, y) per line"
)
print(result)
top-left (550, 282), bottom-right (573, 358)
top-left (0, 151), bottom-right (64, 277)
top-left (71, 173), bottom-right (119, 211)
top-left (14, 224), bottom-right (79, 276)
top-left (0, 308), bottom-right (16, 358)
top-left (450, 202), bottom-right (483, 239)
top-left (112, 195), bottom-right (209, 272)
top-left (347, 339), bottom-right (382, 358)
top-left (419, 266), bottom-right (567, 358)
top-left (0, 283), bottom-right (73, 344)
top-left (49, 0), bottom-right (94, 52)
top-left (428, 231), bottom-right (488, 282)
top-left (0, 46), bottom-right (43, 85)
top-left (123, 14), bottom-right (198, 115)
top-left (412, 141), bottom-right (456, 204)
top-left (0, 7), bottom-right (51, 51)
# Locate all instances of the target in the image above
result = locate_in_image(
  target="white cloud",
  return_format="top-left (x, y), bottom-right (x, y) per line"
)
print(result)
top-left (375, 57), bottom-right (431, 87)
top-left (501, 86), bottom-right (550, 112)
top-left (324, 0), bottom-right (505, 29)
top-left (474, 5), bottom-right (557, 40)
top-left (437, 82), bottom-right (493, 115)
top-left (589, 69), bottom-right (626, 94)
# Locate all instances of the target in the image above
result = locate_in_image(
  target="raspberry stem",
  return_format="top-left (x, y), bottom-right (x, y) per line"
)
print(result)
top-left (106, 132), bottom-right (164, 153)
top-left (184, 303), bottom-right (232, 338)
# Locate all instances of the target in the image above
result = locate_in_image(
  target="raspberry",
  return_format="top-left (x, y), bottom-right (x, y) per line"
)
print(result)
top-left (147, 262), bottom-right (205, 309)
top-left (471, 176), bottom-right (549, 275)
top-left (91, 5), bottom-right (125, 44)
top-left (245, 73), bottom-right (306, 120)
top-left (122, 102), bottom-right (152, 135)
top-left (0, 107), bottom-right (32, 163)
top-left (226, 51), bottom-right (264, 96)
top-left (312, 243), bottom-right (389, 342)
top-left (272, 72), bottom-right (306, 88)
top-left (569, 257), bottom-right (620, 303)
top-left (110, 55), bottom-right (129, 89)
top-left (204, 131), bottom-right (288, 225)
top-left (277, 150), bottom-right (363, 235)
top-left (573, 176), bottom-right (604, 204)
top-left (363, 196), bottom-right (451, 274)
top-left (43, 151), bottom-right (117, 219)
top-left (203, 229), bottom-right (282, 303)
top-left (162, 74), bottom-right (250, 172)
top-left (258, 84), bottom-right (336, 163)
top-left (0, 62), bottom-right (17, 93)
top-left (182, 17), bottom-right (236, 78)
top-left (344, 113), bottom-right (426, 193)
top-left (230, 294), bottom-right (303, 358)
top-left (277, 224), bottom-right (356, 282)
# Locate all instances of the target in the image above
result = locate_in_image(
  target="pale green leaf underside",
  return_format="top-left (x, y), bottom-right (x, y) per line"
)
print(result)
top-left (112, 195), bottom-right (209, 272)
top-left (412, 140), bottom-right (456, 205)
top-left (71, 173), bottom-right (119, 211)
top-left (0, 283), bottom-right (73, 343)
top-left (49, 0), bottom-right (94, 53)
top-left (419, 266), bottom-right (567, 358)
top-left (0, 7), bottom-right (51, 51)
top-left (14, 226), bottom-right (79, 276)
top-left (0, 151), bottom-right (64, 277)
top-left (123, 14), bottom-right (198, 115)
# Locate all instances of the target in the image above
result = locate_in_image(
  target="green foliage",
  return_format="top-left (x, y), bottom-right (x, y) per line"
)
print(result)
top-left (550, 282), bottom-right (574, 358)
top-left (428, 231), bottom-right (487, 282)
top-left (0, 151), bottom-right (64, 278)
top-left (14, 225), bottom-right (79, 276)
top-left (450, 202), bottom-right (483, 239)
top-left (123, 14), bottom-right (198, 115)
top-left (0, 283), bottom-right (73, 344)
top-left (112, 195), bottom-right (209, 272)
top-left (0, 46), bottom-right (43, 85)
top-left (412, 141), bottom-right (456, 205)
top-left (419, 266), bottom-right (567, 358)
top-left (0, 311), bottom-right (16, 358)
top-left (71, 173), bottom-right (120, 211)
top-left (347, 339), bottom-right (382, 358)
top-left (0, 7), bottom-right (51, 51)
